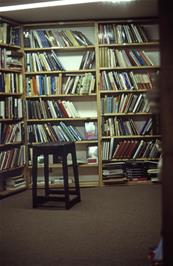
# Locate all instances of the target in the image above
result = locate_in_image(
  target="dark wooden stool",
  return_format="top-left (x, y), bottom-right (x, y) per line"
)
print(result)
top-left (31, 142), bottom-right (81, 209)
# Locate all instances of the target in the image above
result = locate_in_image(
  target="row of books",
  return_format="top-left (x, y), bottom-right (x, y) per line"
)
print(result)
top-left (0, 145), bottom-right (25, 171)
top-left (125, 161), bottom-right (148, 181)
top-left (26, 99), bottom-right (80, 119)
top-left (102, 160), bottom-right (160, 182)
top-left (99, 48), bottom-right (154, 68)
top-left (0, 22), bottom-right (20, 45)
top-left (0, 48), bottom-right (22, 69)
top-left (24, 28), bottom-right (93, 48)
top-left (63, 73), bottom-right (95, 95)
top-left (0, 73), bottom-right (23, 94)
top-left (28, 121), bottom-right (97, 143)
top-left (0, 122), bottom-right (22, 144)
top-left (25, 50), bottom-right (95, 72)
top-left (28, 122), bottom-right (83, 143)
top-left (100, 70), bottom-right (153, 91)
top-left (101, 93), bottom-right (150, 114)
top-left (26, 74), bottom-right (61, 96)
top-left (5, 175), bottom-right (26, 191)
top-left (26, 73), bottom-right (96, 97)
top-left (0, 98), bottom-right (23, 119)
top-left (103, 117), bottom-right (153, 136)
top-left (102, 161), bottom-right (127, 184)
top-left (25, 51), bottom-right (65, 72)
top-left (126, 160), bottom-right (161, 182)
top-left (98, 23), bottom-right (150, 44)
top-left (102, 138), bottom-right (161, 160)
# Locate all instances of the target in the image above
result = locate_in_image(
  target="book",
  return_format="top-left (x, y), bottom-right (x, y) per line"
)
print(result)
top-left (84, 122), bottom-right (97, 140)
top-left (87, 146), bottom-right (98, 163)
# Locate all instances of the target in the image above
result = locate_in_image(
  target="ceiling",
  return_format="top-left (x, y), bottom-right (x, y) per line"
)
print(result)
top-left (0, 0), bottom-right (159, 24)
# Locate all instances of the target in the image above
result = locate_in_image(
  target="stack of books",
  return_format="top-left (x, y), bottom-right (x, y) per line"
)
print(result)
top-left (102, 161), bottom-right (127, 184)
top-left (6, 175), bottom-right (26, 190)
top-left (125, 160), bottom-right (148, 181)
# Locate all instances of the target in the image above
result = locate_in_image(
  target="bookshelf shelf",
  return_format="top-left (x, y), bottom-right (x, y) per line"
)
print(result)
top-left (27, 180), bottom-right (99, 189)
top-left (0, 142), bottom-right (24, 148)
top-left (100, 90), bottom-right (149, 94)
top-left (24, 45), bottom-right (95, 52)
top-left (103, 158), bottom-right (159, 162)
top-left (28, 162), bottom-right (98, 169)
top-left (0, 93), bottom-right (23, 97)
top-left (26, 94), bottom-right (97, 99)
top-left (0, 44), bottom-right (21, 49)
top-left (0, 186), bottom-right (26, 199)
top-left (25, 69), bottom-right (96, 75)
top-left (27, 117), bottom-right (98, 123)
top-left (98, 41), bottom-right (159, 48)
top-left (0, 118), bottom-right (23, 122)
top-left (0, 68), bottom-right (22, 73)
top-left (102, 112), bottom-right (153, 116)
top-left (99, 66), bottom-right (160, 71)
top-left (102, 135), bottom-right (161, 139)
top-left (28, 140), bottom-right (98, 145)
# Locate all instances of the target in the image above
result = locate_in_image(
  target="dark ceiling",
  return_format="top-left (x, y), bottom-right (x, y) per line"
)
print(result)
top-left (0, 0), bottom-right (159, 24)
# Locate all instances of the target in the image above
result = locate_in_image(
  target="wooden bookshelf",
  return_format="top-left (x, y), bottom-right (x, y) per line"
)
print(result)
top-left (22, 21), bottom-right (99, 187)
top-left (97, 19), bottom-right (161, 184)
top-left (0, 17), bottom-right (27, 197)
top-left (0, 17), bottom-right (161, 194)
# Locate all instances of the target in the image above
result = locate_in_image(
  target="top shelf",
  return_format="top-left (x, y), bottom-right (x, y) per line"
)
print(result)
top-left (22, 20), bottom-right (159, 49)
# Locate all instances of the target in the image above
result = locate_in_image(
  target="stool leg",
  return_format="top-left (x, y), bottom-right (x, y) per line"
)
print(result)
top-left (62, 152), bottom-right (70, 209)
top-left (71, 146), bottom-right (81, 201)
top-left (44, 154), bottom-right (49, 197)
top-left (32, 152), bottom-right (38, 208)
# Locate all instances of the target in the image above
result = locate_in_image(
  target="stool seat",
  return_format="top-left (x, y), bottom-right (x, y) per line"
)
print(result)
top-left (31, 142), bottom-right (81, 209)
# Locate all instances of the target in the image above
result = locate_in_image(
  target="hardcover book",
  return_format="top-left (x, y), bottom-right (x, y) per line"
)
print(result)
top-left (84, 122), bottom-right (97, 140)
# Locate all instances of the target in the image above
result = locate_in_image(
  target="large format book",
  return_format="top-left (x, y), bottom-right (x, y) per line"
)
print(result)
top-left (87, 146), bottom-right (98, 163)
top-left (84, 122), bottom-right (97, 140)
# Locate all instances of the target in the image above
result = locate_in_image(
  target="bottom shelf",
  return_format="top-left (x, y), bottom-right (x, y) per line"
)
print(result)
top-left (28, 179), bottom-right (99, 189)
top-left (103, 179), bottom-right (161, 186)
top-left (0, 186), bottom-right (27, 199)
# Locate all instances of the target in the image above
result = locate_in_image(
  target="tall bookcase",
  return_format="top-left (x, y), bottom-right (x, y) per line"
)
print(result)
top-left (0, 17), bottom-right (26, 197)
top-left (22, 22), bottom-right (100, 187)
top-left (0, 17), bottom-right (161, 195)
top-left (97, 19), bottom-right (161, 184)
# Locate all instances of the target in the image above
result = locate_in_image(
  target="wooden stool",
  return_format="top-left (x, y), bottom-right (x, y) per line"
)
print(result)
top-left (31, 142), bottom-right (81, 209)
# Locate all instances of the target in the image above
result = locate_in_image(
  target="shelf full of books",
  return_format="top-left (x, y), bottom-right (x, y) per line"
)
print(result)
top-left (97, 20), bottom-right (161, 184)
top-left (0, 17), bottom-right (26, 197)
top-left (23, 22), bottom-right (100, 187)
top-left (0, 18), bottom-right (160, 191)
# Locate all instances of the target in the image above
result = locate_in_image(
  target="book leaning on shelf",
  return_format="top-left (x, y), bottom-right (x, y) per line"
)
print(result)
top-left (87, 146), bottom-right (98, 164)
top-left (84, 121), bottom-right (97, 140)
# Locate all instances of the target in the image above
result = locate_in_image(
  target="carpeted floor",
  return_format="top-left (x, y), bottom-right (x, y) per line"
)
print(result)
top-left (0, 184), bottom-right (161, 266)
